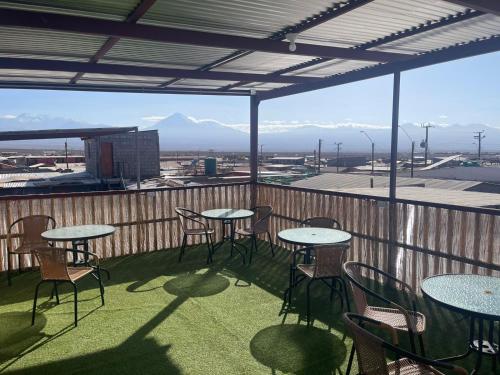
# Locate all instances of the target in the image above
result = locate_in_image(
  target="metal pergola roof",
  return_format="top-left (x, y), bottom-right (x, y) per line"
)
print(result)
top-left (0, 0), bottom-right (498, 99)
top-left (0, 127), bottom-right (138, 141)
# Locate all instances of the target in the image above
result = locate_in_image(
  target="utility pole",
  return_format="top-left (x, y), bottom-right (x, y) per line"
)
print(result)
top-left (421, 123), bottom-right (433, 166)
top-left (360, 131), bottom-right (375, 175)
top-left (259, 144), bottom-right (264, 178)
top-left (334, 142), bottom-right (342, 173)
top-left (473, 131), bottom-right (485, 161)
top-left (317, 139), bottom-right (322, 174)
top-left (399, 126), bottom-right (414, 178)
top-left (64, 138), bottom-right (69, 170)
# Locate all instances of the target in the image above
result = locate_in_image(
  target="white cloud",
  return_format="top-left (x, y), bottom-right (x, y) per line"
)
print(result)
top-left (0, 114), bottom-right (17, 119)
top-left (141, 115), bottom-right (167, 122)
top-left (439, 115), bottom-right (448, 119)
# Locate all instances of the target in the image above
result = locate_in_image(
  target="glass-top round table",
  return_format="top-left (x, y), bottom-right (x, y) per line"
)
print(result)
top-left (421, 274), bottom-right (500, 373)
top-left (277, 227), bottom-right (351, 246)
top-left (201, 208), bottom-right (254, 263)
top-left (42, 224), bottom-right (115, 278)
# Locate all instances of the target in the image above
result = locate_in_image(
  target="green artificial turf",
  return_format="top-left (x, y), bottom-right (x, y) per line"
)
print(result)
top-left (0, 241), bottom-right (485, 374)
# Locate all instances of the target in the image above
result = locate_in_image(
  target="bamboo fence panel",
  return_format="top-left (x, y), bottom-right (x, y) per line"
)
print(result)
top-left (0, 183), bottom-right (251, 272)
top-left (256, 184), bottom-right (500, 292)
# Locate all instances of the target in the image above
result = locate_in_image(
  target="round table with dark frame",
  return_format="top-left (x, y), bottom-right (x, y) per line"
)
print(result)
top-left (277, 227), bottom-right (352, 305)
top-left (421, 274), bottom-right (500, 374)
top-left (201, 208), bottom-right (254, 264)
top-left (42, 224), bottom-right (115, 279)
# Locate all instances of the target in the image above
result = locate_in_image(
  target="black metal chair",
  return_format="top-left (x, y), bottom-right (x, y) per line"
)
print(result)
top-left (6, 215), bottom-right (56, 286)
top-left (343, 312), bottom-right (467, 375)
top-left (31, 247), bottom-right (105, 327)
top-left (175, 208), bottom-right (214, 264)
top-left (343, 261), bottom-right (426, 356)
top-left (234, 206), bottom-right (274, 264)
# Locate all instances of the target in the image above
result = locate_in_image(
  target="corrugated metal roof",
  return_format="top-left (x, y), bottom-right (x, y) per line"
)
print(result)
top-left (0, 0), bottom-right (498, 92)
top-left (291, 172), bottom-right (481, 191)
top-left (0, 0), bottom-right (137, 20)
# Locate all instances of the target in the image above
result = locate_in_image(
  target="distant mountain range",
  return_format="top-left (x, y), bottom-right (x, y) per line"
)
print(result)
top-left (0, 113), bottom-right (499, 153)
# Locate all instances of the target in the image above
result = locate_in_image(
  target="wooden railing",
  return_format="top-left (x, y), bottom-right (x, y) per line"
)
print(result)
top-left (0, 183), bottom-right (252, 273)
top-left (1, 182), bottom-right (498, 291)
top-left (256, 183), bottom-right (500, 290)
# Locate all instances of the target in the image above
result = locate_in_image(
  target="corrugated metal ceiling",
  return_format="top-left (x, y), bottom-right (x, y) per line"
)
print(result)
top-left (0, 0), bottom-right (498, 93)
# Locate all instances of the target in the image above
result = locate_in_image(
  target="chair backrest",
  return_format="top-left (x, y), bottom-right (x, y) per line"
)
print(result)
top-left (343, 313), bottom-right (389, 375)
top-left (312, 244), bottom-right (349, 278)
top-left (342, 261), bottom-right (369, 314)
top-left (251, 206), bottom-right (272, 233)
top-left (32, 247), bottom-right (70, 281)
top-left (301, 217), bottom-right (342, 230)
top-left (175, 207), bottom-right (204, 233)
top-left (8, 215), bottom-right (55, 249)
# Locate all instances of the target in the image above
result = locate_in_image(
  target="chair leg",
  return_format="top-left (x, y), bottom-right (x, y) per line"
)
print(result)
top-left (346, 345), bottom-right (355, 375)
top-left (339, 277), bottom-right (351, 312)
top-left (53, 281), bottom-right (60, 304)
top-left (18, 254), bottom-right (22, 274)
top-left (72, 282), bottom-right (78, 327)
top-left (418, 333), bottom-right (426, 357)
top-left (96, 268), bottom-right (105, 306)
top-left (7, 253), bottom-right (11, 286)
top-left (249, 235), bottom-right (256, 264)
top-left (205, 232), bottom-right (213, 264)
top-left (267, 231), bottom-right (275, 257)
top-left (31, 281), bottom-right (43, 326)
top-left (178, 233), bottom-right (187, 262)
top-left (306, 279), bottom-right (314, 326)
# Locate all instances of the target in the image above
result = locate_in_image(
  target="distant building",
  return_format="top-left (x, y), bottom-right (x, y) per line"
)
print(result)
top-left (327, 156), bottom-right (367, 168)
top-left (85, 130), bottom-right (160, 179)
top-left (269, 156), bottom-right (305, 165)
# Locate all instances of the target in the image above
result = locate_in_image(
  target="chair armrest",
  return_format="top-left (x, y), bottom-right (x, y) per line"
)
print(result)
top-left (383, 341), bottom-right (468, 374)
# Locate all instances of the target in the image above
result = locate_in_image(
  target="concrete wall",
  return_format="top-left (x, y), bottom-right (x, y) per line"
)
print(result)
top-left (85, 130), bottom-right (160, 179)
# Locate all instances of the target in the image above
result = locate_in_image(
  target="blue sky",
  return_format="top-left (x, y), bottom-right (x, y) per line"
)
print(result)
top-left (0, 51), bottom-right (499, 128)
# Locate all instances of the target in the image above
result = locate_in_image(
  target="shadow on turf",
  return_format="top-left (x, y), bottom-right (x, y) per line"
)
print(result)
top-left (250, 324), bottom-right (347, 375)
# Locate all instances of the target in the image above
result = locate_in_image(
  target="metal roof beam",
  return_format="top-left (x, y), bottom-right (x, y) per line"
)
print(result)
top-left (0, 8), bottom-right (409, 63)
top-left (0, 82), bottom-right (251, 96)
top-left (0, 57), bottom-right (321, 84)
top-left (257, 36), bottom-right (500, 100)
top-left (443, 0), bottom-right (500, 16)
top-left (70, 0), bottom-right (157, 84)
top-left (223, 9), bottom-right (484, 91)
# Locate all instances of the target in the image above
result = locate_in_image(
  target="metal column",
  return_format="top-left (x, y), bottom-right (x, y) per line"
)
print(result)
top-left (388, 71), bottom-right (400, 276)
top-left (250, 94), bottom-right (259, 207)
top-left (135, 127), bottom-right (141, 190)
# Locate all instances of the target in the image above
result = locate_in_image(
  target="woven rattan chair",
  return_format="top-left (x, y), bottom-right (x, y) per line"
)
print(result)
top-left (285, 216), bottom-right (344, 304)
top-left (343, 261), bottom-right (426, 355)
top-left (343, 313), bottom-right (468, 375)
top-left (31, 247), bottom-right (105, 327)
top-left (292, 244), bottom-right (351, 324)
top-left (6, 215), bottom-right (55, 286)
top-left (175, 208), bottom-right (214, 264)
top-left (234, 206), bottom-right (274, 264)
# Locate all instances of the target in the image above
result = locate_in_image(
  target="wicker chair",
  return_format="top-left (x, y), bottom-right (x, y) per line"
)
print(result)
top-left (175, 208), bottom-right (214, 264)
top-left (6, 215), bottom-right (56, 286)
top-left (285, 216), bottom-right (344, 304)
top-left (343, 261), bottom-right (426, 355)
top-left (343, 313), bottom-right (468, 375)
top-left (293, 244), bottom-right (350, 325)
top-left (31, 247), bottom-right (105, 327)
top-left (234, 206), bottom-right (274, 264)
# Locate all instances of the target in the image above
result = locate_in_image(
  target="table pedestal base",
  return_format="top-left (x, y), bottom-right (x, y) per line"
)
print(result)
top-left (212, 219), bottom-right (246, 264)
top-left (71, 240), bottom-right (110, 280)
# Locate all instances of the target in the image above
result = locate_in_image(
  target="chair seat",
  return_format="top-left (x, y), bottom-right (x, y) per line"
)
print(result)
top-left (184, 228), bottom-right (214, 235)
top-left (10, 242), bottom-right (47, 254)
top-left (68, 267), bottom-right (94, 282)
top-left (296, 263), bottom-right (342, 279)
top-left (388, 358), bottom-right (443, 375)
top-left (364, 306), bottom-right (426, 333)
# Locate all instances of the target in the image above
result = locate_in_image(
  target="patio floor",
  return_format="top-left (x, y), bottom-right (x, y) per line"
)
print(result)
top-left (0, 241), bottom-right (480, 374)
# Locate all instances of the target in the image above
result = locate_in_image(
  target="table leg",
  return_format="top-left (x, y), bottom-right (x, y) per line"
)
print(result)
top-left (71, 241), bottom-right (79, 266)
top-left (83, 240), bottom-right (90, 266)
